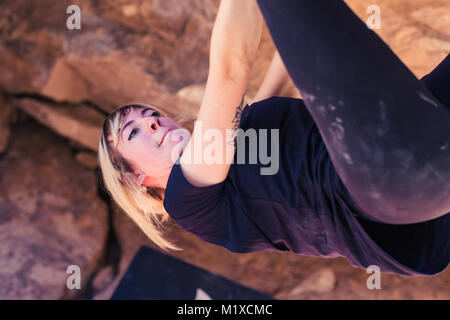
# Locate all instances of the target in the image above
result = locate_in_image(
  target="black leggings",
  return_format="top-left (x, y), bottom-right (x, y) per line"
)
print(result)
top-left (257, 0), bottom-right (450, 225)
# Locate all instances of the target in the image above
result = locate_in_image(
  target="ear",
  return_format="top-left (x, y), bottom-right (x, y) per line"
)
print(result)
top-left (136, 172), bottom-right (146, 185)
top-left (122, 171), bottom-right (141, 189)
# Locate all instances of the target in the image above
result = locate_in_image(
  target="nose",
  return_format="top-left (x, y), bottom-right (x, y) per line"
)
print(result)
top-left (138, 116), bottom-right (161, 133)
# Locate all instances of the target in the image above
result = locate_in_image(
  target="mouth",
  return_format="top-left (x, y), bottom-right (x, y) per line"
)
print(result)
top-left (159, 128), bottom-right (173, 146)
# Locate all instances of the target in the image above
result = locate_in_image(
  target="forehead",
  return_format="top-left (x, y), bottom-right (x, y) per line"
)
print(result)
top-left (121, 105), bottom-right (157, 124)
top-left (106, 106), bottom-right (145, 143)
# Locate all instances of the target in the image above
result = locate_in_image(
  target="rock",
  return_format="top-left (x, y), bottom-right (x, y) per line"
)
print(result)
top-left (75, 151), bottom-right (99, 170)
top-left (11, 98), bottom-right (104, 152)
top-left (286, 267), bottom-right (336, 297)
top-left (344, 0), bottom-right (450, 78)
top-left (0, 94), bottom-right (11, 154)
top-left (0, 0), bottom-right (216, 114)
top-left (92, 202), bottom-right (160, 300)
top-left (176, 84), bottom-right (205, 105)
top-left (411, 6), bottom-right (450, 38)
top-left (40, 54), bottom-right (200, 119)
top-left (91, 265), bottom-right (115, 295)
top-left (0, 120), bottom-right (109, 299)
top-left (121, 4), bottom-right (138, 17)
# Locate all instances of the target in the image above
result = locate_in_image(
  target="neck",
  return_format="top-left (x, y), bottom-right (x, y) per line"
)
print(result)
top-left (144, 170), bottom-right (170, 190)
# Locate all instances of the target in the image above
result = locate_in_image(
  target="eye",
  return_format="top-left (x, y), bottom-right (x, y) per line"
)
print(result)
top-left (127, 110), bottom-right (160, 141)
top-left (128, 128), bottom-right (139, 141)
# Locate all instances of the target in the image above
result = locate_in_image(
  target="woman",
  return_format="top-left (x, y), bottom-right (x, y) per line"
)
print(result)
top-left (98, 0), bottom-right (449, 276)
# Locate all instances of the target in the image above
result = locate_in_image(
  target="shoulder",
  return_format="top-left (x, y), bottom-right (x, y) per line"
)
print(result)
top-left (163, 162), bottom-right (226, 219)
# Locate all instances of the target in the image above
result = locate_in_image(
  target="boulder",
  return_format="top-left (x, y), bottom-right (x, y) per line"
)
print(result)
top-left (91, 202), bottom-right (160, 300)
top-left (284, 267), bottom-right (337, 298)
top-left (0, 94), bottom-right (12, 154)
top-left (0, 119), bottom-right (108, 299)
top-left (11, 97), bottom-right (104, 151)
top-left (0, 0), bottom-right (217, 116)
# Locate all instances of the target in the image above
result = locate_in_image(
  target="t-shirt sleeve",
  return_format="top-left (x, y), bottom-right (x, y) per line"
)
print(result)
top-left (163, 163), bottom-right (229, 243)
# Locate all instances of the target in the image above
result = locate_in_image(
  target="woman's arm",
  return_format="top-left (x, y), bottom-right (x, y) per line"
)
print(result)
top-left (179, 0), bottom-right (263, 187)
top-left (248, 49), bottom-right (291, 105)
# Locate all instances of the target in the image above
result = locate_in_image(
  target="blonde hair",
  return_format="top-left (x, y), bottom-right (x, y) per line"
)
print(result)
top-left (97, 103), bottom-right (192, 252)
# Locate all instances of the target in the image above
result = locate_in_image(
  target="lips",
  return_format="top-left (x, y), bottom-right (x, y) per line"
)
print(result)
top-left (159, 128), bottom-right (173, 146)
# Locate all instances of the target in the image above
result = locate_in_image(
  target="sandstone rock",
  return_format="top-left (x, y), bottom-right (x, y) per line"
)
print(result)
top-left (75, 151), bottom-right (99, 170)
top-left (0, 0), bottom-right (216, 113)
top-left (11, 98), bottom-right (104, 152)
top-left (121, 4), bottom-right (138, 17)
top-left (0, 120), bottom-right (108, 299)
top-left (40, 54), bottom-right (200, 119)
top-left (92, 202), bottom-right (160, 300)
top-left (0, 94), bottom-right (11, 154)
top-left (91, 265), bottom-right (115, 295)
top-left (285, 267), bottom-right (336, 297)
top-left (344, 0), bottom-right (450, 78)
top-left (176, 84), bottom-right (206, 105)
top-left (410, 6), bottom-right (450, 37)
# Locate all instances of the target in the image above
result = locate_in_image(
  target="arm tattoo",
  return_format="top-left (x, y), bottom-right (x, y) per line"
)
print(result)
top-left (228, 95), bottom-right (245, 147)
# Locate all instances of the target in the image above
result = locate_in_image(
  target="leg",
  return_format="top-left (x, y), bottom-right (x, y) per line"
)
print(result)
top-left (257, 0), bottom-right (450, 224)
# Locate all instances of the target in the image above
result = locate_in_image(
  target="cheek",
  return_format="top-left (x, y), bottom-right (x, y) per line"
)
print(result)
top-left (129, 137), bottom-right (157, 161)
top-left (161, 116), bottom-right (181, 127)
top-left (133, 146), bottom-right (165, 174)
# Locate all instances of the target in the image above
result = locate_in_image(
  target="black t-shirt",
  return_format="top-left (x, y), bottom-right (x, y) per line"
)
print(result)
top-left (164, 96), bottom-right (449, 276)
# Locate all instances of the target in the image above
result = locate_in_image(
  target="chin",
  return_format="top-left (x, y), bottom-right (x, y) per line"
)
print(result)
top-left (172, 128), bottom-right (191, 145)
top-left (168, 128), bottom-right (191, 163)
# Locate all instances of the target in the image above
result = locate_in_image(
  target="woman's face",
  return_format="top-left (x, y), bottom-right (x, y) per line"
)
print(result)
top-left (114, 105), bottom-right (191, 189)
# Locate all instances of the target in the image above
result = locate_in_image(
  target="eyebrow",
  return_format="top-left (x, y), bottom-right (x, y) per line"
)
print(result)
top-left (120, 108), bottom-right (152, 141)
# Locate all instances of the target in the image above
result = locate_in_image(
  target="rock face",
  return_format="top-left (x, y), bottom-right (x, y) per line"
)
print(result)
top-left (281, 267), bottom-right (337, 298)
top-left (0, 119), bottom-right (108, 299)
top-left (0, 0), bottom-right (216, 114)
top-left (345, 0), bottom-right (450, 78)
top-left (10, 97), bottom-right (104, 151)
top-left (91, 202), bottom-right (161, 300)
top-left (0, 95), bottom-right (12, 154)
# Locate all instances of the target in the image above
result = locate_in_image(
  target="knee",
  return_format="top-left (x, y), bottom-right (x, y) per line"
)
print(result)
top-left (350, 182), bottom-right (450, 224)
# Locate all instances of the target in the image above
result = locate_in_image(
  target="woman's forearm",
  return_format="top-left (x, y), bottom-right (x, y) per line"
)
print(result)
top-left (209, 0), bottom-right (263, 77)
